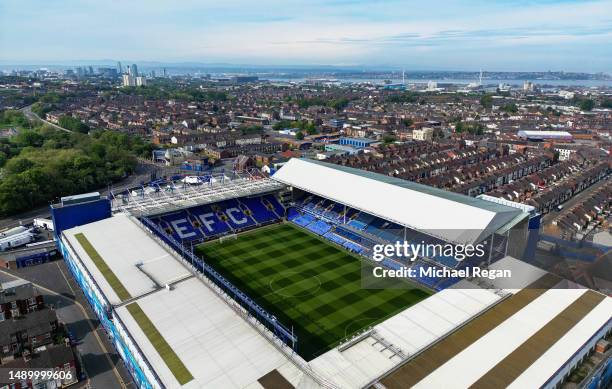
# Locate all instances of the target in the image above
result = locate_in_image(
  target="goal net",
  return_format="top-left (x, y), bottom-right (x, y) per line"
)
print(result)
top-left (219, 233), bottom-right (238, 243)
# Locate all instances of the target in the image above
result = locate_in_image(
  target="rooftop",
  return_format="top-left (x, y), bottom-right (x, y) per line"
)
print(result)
top-left (272, 158), bottom-right (527, 244)
top-left (63, 214), bottom-right (303, 389)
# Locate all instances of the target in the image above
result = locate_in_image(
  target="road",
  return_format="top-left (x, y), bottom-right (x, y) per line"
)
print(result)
top-left (541, 176), bottom-right (610, 226)
top-left (21, 104), bottom-right (72, 133)
top-left (0, 262), bottom-right (132, 389)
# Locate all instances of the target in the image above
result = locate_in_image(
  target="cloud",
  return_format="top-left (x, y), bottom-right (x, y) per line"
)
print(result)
top-left (0, 0), bottom-right (610, 71)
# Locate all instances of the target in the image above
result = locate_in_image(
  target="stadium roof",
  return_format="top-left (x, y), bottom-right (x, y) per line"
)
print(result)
top-left (272, 158), bottom-right (527, 244)
top-left (517, 130), bottom-right (572, 139)
top-left (63, 214), bottom-right (308, 388)
top-left (375, 257), bottom-right (612, 389)
top-left (112, 172), bottom-right (284, 217)
top-left (62, 213), bottom-right (612, 388)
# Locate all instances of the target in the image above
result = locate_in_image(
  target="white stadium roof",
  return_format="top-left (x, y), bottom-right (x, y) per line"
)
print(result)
top-left (61, 214), bottom-right (611, 389)
top-left (375, 257), bottom-right (612, 389)
top-left (63, 214), bottom-right (310, 389)
top-left (272, 158), bottom-right (527, 244)
top-left (517, 130), bottom-right (572, 139)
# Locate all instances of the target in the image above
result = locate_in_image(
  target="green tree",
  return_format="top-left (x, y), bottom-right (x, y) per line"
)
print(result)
top-left (386, 92), bottom-right (417, 103)
top-left (501, 103), bottom-right (518, 114)
top-left (402, 118), bottom-right (414, 127)
top-left (0, 110), bottom-right (28, 127)
top-left (295, 131), bottom-right (304, 140)
top-left (13, 130), bottom-right (44, 148)
top-left (578, 99), bottom-right (594, 111)
top-left (383, 134), bottom-right (397, 144)
top-left (58, 116), bottom-right (90, 133)
top-left (0, 125), bottom-right (148, 216)
top-left (480, 94), bottom-right (493, 109)
top-left (328, 98), bottom-right (350, 111)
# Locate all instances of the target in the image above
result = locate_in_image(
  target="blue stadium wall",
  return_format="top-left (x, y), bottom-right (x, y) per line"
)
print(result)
top-left (50, 198), bottom-right (112, 237)
top-left (523, 212), bottom-right (541, 262)
top-left (58, 236), bottom-right (160, 389)
top-left (542, 316), bottom-right (612, 389)
top-left (584, 357), bottom-right (612, 389)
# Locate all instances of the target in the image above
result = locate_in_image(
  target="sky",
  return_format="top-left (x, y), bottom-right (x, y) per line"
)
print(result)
top-left (1, 0), bottom-right (611, 72)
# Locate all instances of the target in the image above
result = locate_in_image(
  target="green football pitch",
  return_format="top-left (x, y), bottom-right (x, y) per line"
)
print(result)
top-left (196, 223), bottom-right (431, 361)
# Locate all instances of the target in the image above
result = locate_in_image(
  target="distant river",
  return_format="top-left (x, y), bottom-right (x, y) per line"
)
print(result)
top-left (266, 77), bottom-right (612, 88)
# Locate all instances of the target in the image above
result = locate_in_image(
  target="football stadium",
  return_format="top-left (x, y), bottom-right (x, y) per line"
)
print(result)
top-left (50, 158), bottom-right (612, 389)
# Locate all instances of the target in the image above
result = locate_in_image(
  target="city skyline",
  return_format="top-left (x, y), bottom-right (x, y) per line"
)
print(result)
top-left (1, 0), bottom-right (611, 72)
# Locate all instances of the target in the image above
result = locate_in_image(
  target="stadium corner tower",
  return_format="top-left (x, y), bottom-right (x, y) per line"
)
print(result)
top-left (50, 158), bottom-right (611, 389)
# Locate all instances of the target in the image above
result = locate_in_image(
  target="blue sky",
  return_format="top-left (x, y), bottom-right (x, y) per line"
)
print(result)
top-left (1, 0), bottom-right (610, 71)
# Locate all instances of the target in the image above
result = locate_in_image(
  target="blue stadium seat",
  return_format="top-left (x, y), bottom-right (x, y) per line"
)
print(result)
top-left (411, 262), bottom-right (440, 288)
top-left (239, 197), bottom-right (277, 224)
top-left (342, 240), bottom-right (364, 254)
top-left (190, 204), bottom-right (231, 237)
top-left (287, 207), bottom-right (300, 221)
top-left (433, 254), bottom-right (460, 268)
top-left (335, 226), bottom-right (363, 243)
top-left (262, 194), bottom-right (285, 218)
top-left (323, 232), bottom-right (348, 246)
top-left (348, 220), bottom-right (368, 230)
top-left (219, 199), bottom-right (256, 230)
top-left (306, 220), bottom-right (331, 235)
top-left (435, 277), bottom-right (461, 290)
top-left (158, 211), bottom-right (204, 241)
top-left (292, 213), bottom-right (315, 227)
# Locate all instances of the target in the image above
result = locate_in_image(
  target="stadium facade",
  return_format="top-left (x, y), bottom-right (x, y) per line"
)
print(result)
top-left (50, 158), bottom-right (612, 389)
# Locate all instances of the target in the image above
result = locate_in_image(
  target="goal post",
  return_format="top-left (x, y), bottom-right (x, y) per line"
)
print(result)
top-left (219, 233), bottom-right (238, 243)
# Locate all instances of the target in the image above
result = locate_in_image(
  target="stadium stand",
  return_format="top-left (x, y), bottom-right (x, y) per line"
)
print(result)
top-left (291, 194), bottom-right (471, 272)
top-left (52, 160), bottom-right (611, 389)
top-left (238, 197), bottom-right (276, 223)
top-left (147, 194), bottom-right (284, 242)
top-left (306, 220), bottom-right (332, 236)
top-left (215, 199), bottom-right (256, 230)
top-left (410, 262), bottom-right (440, 289)
top-left (262, 194), bottom-right (286, 218)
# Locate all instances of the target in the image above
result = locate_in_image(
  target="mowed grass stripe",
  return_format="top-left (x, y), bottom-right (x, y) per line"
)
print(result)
top-left (198, 223), bottom-right (431, 360)
top-left (126, 303), bottom-right (194, 385)
top-left (74, 233), bottom-right (131, 301)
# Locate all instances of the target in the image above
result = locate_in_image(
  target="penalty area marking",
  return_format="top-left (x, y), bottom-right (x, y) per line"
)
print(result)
top-left (344, 317), bottom-right (378, 338)
top-left (268, 271), bottom-right (322, 298)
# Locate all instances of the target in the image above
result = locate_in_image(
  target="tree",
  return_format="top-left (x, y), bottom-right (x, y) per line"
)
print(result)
top-left (455, 121), bottom-right (484, 135)
top-left (273, 120), bottom-right (292, 131)
top-left (480, 94), bottom-right (493, 109)
top-left (0, 110), bottom-right (28, 127)
top-left (241, 125), bottom-right (263, 135)
top-left (13, 130), bottom-right (44, 148)
top-left (386, 92), bottom-right (417, 103)
top-left (0, 123), bottom-right (149, 216)
top-left (501, 103), bottom-right (518, 114)
top-left (31, 102), bottom-right (52, 117)
top-left (328, 98), bottom-right (350, 111)
top-left (601, 99), bottom-right (612, 109)
top-left (304, 122), bottom-right (317, 135)
top-left (58, 115), bottom-right (90, 133)
top-left (295, 131), bottom-right (304, 140)
top-left (578, 99), bottom-right (594, 111)
top-left (383, 134), bottom-right (397, 144)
